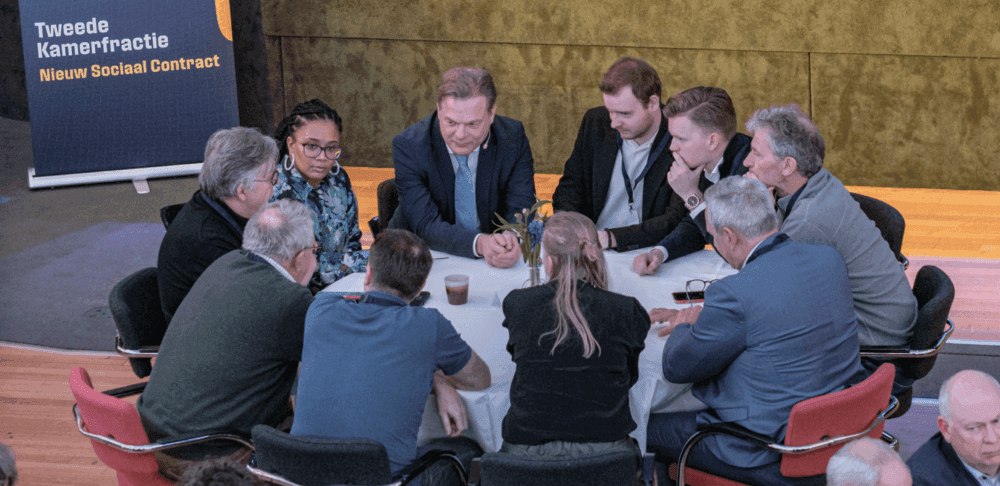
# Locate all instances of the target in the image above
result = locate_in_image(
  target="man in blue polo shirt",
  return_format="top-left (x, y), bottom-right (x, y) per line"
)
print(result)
top-left (292, 229), bottom-right (491, 486)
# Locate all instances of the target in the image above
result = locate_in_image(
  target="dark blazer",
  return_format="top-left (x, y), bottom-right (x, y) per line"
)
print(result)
top-left (552, 106), bottom-right (686, 251)
top-left (907, 432), bottom-right (982, 486)
top-left (501, 281), bottom-right (650, 445)
top-left (655, 133), bottom-right (753, 260)
top-left (662, 233), bottom-right (866, 468)
top-left (391, 111), bottom-right (536, 258)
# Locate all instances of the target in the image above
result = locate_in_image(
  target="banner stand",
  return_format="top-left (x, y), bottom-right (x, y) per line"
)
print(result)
top-left (28, 163), bottom-right (202, 192)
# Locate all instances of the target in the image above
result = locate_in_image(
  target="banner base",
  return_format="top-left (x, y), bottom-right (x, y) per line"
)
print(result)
top-left (28, 163), bottom-right (202, 190)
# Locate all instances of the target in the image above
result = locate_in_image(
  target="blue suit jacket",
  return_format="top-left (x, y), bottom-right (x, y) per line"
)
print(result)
top-left (391, 111), bottom-right (536, 258)
top-left (662, 233), bottom-right (866, 468)
top-left (655, 133), bottom-right (752, 258)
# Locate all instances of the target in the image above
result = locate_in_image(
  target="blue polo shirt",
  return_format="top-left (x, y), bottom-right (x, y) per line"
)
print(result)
top-left (291, 291), bottom-right (472, 479)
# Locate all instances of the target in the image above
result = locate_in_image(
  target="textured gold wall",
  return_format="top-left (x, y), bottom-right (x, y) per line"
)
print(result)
top-left (262, 0), bottom-right (1000, 190)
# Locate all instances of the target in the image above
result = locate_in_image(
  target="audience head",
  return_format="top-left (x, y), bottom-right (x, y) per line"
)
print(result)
top-left (199, 127), bottom-right (279, 217)
top-left (274, 99), bottom-right (344, 188)
top-left (242, 199), bottom-right (318, 286)
top-left (436, 67), bottom-right (497, 156)
top-left (664, 87), bottom-right (737, 169)
top-left (365, 229), bottom-right (433, 301)
top-left (0, 442), bottom-right (16, 486)
top-left (743, 103), bottom-right (825, 196)
top-left (541, 211), bottom-right (608, 358)
top-left (937, 369), bottom-right (1000, 476)
top-left (826, 437), bottom-right (912, 486)
top-left (599, 57), bottom-right (662, 143)
top-left (704, 176), bottom-right (781, 270)
top-left (177, 457), bottom-right (259, 486)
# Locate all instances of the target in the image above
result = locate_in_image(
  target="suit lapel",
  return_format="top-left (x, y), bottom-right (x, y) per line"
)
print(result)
top-left (641, 114), bottom-right (672, 220)
top-left (430, 113), bottom-right (457, 220)
top-left (476, 127), bottom-right (497, 230)
top-left (593, 131), bottom-right (619, 216)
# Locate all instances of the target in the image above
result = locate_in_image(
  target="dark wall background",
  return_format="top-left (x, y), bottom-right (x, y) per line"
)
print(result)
top-left (1, 0), bottom-right (28, 121)
top-left (262, 0), bottom-right (1000, 191)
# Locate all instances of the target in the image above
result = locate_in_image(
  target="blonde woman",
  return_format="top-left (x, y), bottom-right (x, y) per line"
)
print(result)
top-left (500, 211), bottom-right (651, 458)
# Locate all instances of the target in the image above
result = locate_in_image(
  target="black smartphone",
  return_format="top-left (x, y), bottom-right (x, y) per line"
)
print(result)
top-left (410, 291), bottom-right (431, 307)
top-left (672, 290), bottom-right (705, 304)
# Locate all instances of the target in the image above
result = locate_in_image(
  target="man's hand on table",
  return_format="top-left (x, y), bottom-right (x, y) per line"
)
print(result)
top-left (479, 232), bottom-right (520, 268)
top-left (633, 248), bottom-right (665, 275)
top-left (650, 305), bottom-right (702, 337)
top-left (433, 371), bottom-right (468, 437)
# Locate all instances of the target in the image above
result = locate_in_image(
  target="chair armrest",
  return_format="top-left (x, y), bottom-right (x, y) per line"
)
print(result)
top-left (115, 335), bottom-right (160, 358)
top-left (73, 403), bottom-right (254, 453)
top-left (245, 459), bottom-right (298, 486)
top-left (860, 319), bottom-right (953, 359)
top-left (395, 448), bottom-right (468, 486)
top-left (102, 382), bottom-right (147, 398)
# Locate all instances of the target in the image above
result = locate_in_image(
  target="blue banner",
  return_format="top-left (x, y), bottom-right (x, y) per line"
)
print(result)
top-left (19, 0), bottom-right (239, 177)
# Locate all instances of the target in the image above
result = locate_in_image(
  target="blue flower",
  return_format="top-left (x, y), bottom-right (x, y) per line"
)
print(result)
top-left (527, 219), bottom-right (545, 250)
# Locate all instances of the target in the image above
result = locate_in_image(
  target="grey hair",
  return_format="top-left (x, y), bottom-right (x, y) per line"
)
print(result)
top-left (199, 127), bottom-right (278, 200)
top-left (939, 369), bottom-right (1000, 422)
top-left (437, 67), bottom-right (497, 109)
top-left (242, 199), bottom-right (315, 261)
top-left (826, 438), bottom-right (903, 486)
top-left (745, 104), bottom-right (826, 178)
top-left (704, 176), bottom-right (780, 240)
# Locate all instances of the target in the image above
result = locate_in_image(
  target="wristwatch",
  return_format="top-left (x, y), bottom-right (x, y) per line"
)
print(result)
top-left (685, 192), bottom-right (703, 211)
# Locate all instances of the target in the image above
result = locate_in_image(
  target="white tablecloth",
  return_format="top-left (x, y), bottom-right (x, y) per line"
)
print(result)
top-left (323, 248), bottom-right (736, 452)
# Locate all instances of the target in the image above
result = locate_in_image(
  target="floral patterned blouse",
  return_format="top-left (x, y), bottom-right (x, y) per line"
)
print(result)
top-left (270, 165), bottom-right (368, 287)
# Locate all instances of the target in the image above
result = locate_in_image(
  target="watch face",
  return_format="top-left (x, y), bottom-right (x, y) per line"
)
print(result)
top-left (687, 195), bottom-right (699, 207)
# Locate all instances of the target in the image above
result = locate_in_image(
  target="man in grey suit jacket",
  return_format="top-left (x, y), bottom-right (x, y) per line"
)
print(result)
top-left (645, 176), bottom-right (865, 485)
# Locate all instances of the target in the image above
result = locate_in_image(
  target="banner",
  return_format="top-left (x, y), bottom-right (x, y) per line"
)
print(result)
top-left (19, 0), bottom-right (239, 185)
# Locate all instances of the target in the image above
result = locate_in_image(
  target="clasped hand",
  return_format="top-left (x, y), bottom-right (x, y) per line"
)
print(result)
top-left (478, 232), bottom-right (520, 268)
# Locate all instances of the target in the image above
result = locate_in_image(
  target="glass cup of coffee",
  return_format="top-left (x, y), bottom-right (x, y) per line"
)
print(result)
top-left (444, 274), bottom-right (470, 305)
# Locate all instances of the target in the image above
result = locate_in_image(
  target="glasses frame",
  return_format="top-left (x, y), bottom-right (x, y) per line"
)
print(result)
top-left (684, 279), bottom-right (717, 307)
top-left (255, 169), bottom-right (280, 186)
top-left (299, 142), bottom-right (342, 160)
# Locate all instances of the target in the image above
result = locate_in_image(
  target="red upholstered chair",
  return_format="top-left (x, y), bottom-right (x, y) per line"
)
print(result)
top-left (70, 367), bottom-right (254, 486)
top-left (671, 363), bottom-right (898, 486)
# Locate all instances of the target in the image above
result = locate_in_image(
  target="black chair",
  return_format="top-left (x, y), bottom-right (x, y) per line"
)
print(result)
top-left (470, 449), bottom-right (655, 486)
top-left (246, 424), bottom-right (468, 486)
top-left (109, 267), bottom-right (168, 378)
top-left (850, 192), bottom-right (909, 269)
top-left (368, 178), bottom-right (398, 239)
top-left (160, 203), bottom-right (185, 230)
top-left (860, 265), bottom-right (956, 418)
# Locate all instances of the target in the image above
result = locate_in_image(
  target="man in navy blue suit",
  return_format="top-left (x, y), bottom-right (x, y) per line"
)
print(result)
top-left (632, 86), bottom-right (752, 274)
top-left (391, 67), bottom-right (536, 267)
top-left (645, 176), bottom-right (866, 485)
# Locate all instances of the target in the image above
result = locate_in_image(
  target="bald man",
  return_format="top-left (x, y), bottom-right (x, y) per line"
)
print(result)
top-left (906, 370), bottom-right (1000, 486)
top-left (827, 437), bottom-right (912, 486)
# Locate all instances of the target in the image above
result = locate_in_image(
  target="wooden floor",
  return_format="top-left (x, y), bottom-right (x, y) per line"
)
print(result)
top-left (2, 167), bottom-right (998, 485)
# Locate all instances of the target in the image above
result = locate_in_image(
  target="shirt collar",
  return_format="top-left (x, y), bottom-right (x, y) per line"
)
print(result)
top-left (283, 165), bottom-right (336, 198)
top-left (251, 251), bottom-right (297, 283)
top-left (959, 456), bottom-right (1000, 486)
top-left (705, 156), bottom-right (725, 183)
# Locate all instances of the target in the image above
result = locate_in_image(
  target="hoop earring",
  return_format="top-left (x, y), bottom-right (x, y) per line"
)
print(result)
top-left (330, 162), bottom-right (340, 175)
top-left (282, 154), bottom-right (295, 171)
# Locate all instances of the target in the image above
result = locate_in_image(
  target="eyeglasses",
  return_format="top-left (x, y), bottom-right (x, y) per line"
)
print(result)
top-left (256, 170), bottom-right (279, 186)
top-left (684, 279), bottom-right (717, 307)
top-left (298, 246), bottom-right (321, 257)
top-left (300, 142), bottom-right (342, 160)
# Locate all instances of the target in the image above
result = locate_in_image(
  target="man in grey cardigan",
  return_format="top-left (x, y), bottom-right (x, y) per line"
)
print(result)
top-left (742, 104), bottom-right (917, 382)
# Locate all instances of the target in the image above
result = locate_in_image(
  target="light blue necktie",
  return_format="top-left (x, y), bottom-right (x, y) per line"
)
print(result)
top-left (454, 154), bottom-right (477, 231)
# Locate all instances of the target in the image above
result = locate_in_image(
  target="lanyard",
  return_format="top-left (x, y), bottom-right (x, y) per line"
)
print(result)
top-left (202, 194), bottom-right (243, 236)
top-left (618, 131), bottom-right (671, 213)
top-left (744, 233), bottom-right (790, 266)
